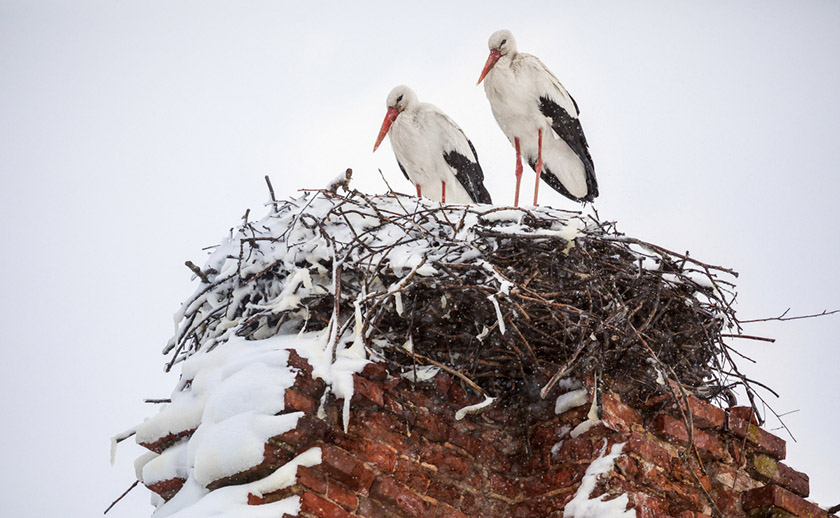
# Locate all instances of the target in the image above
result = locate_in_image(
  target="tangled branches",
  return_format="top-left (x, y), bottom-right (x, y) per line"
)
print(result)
top-left (165, 189), bottom-right (754, 410)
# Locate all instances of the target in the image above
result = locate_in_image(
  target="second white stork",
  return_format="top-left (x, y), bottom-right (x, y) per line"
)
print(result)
top-left (373, 85), bottom-right (492, 205)
top-left (477, 30), bottom-right (598, 207)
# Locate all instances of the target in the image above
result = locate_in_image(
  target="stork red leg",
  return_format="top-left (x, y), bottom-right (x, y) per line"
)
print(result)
top-left (533, 128), bottom-right (543, 206)
top-left (416, 184), bottom-right (422, 198)
top-left (441, 180), bottom-right (446, 203)
top-left (514, 137), bottom-right (523, 207)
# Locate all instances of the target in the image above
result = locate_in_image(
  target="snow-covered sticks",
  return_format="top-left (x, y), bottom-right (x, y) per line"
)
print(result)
top-left (166, 188), bottom-right (754, 416)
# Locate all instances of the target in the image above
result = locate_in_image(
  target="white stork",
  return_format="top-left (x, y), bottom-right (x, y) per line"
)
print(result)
top-left (373, 85), bottom-right (492, 205)
top-left (477, 30), bottom-right (597, 207)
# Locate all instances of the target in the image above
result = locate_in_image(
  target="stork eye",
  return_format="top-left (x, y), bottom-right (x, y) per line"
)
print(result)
top-left (397, 94), bottom-right (403, 103)
top-left (501, 39), bottom-right (507, 45)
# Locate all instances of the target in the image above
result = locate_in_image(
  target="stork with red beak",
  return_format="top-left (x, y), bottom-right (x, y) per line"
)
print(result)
top-left (373, 85), bottom-right (492, 205)
top-left (477, 30), bottom-right (597, 207)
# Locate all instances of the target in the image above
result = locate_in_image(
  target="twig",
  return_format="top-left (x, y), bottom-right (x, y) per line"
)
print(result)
top-left (184, 261), bottom-right (210, 284)
top-left (540, 335), bottom-right (593, 398)
top-left (740, 308), bottom-right (840, 323)
top-left (104, 480), bottom-right (139, 514)
top-left (264, 175), bottom-right (277, 209)
top-left (720, 334), bottom-right (775, 343)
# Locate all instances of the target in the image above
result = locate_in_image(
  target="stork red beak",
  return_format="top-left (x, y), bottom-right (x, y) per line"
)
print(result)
top-left (373, 106), bottom-right (400, 152)
top-left (477, 49), bottom-right (501, 84)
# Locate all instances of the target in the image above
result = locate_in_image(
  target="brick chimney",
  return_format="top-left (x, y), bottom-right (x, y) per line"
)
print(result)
top-left (139, 349), bottom-right (836, 518)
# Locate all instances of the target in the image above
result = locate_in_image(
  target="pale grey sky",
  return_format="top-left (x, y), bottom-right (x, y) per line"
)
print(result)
top-left (1, 1), bottom-right (838, 516)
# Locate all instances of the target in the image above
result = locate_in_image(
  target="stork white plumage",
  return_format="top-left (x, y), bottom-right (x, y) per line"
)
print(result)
top-left (373, 85), bottom-right (492, 205)
top-left (477, 30), bottom-right (597, 207)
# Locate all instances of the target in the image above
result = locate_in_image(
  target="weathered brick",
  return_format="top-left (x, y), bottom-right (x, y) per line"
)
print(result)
top-left (360, 439), bottom-right (398, 474)
top-left (422, 443), bottom-right (480, 485)
top-left (516, 490), bottom-right (577, 517)
top-left (300, 491), bottom-right (354, 518)
top-left (357, 496), bottom-right (387, 518)
top-left (742, 484), bottom-right (831, 518)
top-left (682, 396), bottom-right (726, 429)
top-left (284, 388), bottom-right (318, 415)
top-left (614, 454), bottom-right (640, 482)
top-left (652, 414), bottom-right (725, 460)
top-left (486, 470), bottom-right (520, 499)
top-left (393, 457), bottom-right (430, 493)
top-left (146, 477), bottom-right (185, 501)
top-left (369, 476), bottom-right (430, 517)
top-left (409, 406), bottom-right (451, 443)
top-left (628, 492), bottom-right (673, 517)
top-left (601, 390), bottom-right (643, 431)
top-left (522, 465), bottom-right (584, 497)
top-left (706, 462), bottom-right (763, 493)
top-left (274, 414), bottom-right (328, 449)
top-left (712, 488), bottom-right (748, 518)
top-left (327, 479), bottom-right (359, 511)
top-left (487, 494), bottom-right (531, 517)
top-left (297, 465), bottom-right (327, 494)
top-left (286, 349), bottom-right (312, 375)
top-left (139, 428), bottom-right (195, 454)
top-left (476, 441), bottom-right (512, 474)
top-left (292, 370), bottom-right (328, 400)
top-left (485, 404), bottom-right (521, 425)
top-left (360, 361), bottom-right (388, 381)
top-left (530, 420), bottom-right (573, 451)
top-left (552, 436), bottom-right (594, 462)
top-left (447, 428), bottom-right (480, 457)
top-left (729, 406), bottom-right (759, 425)
top-left (748, 453), bottom-right (809, 497)
top-left (321, 444), bottom-right (376, 492)
top-left (354, 375), bottom-right (385, 407)
top-left (350, 410), bottom-right (412, 453)
top-left (433, 503), bottom-right (469, 518)
top-left (477, 427), bottom-right (521, 456)
top-left (726, 413), bottom-right (786, 460)
top-left (636, 457), bottom-right (669, 489)
top-left (624, 432), bottom-right (675, 466)
top-left (206, 443), bottom-right (293, 490)
top-left (425, 477), bottom-right (463, 506)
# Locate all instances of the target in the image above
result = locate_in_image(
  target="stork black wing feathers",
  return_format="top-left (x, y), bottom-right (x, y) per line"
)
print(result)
top-left (396, 160), bottom-right (410, 183)
top-left (538, 96), bottom-right (598, 201)
top-left (443, 141), bottom-right (492, 204)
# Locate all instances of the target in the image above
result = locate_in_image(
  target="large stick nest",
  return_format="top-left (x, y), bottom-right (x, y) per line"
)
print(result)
top-left (166, 190), bottom-right (749, 408)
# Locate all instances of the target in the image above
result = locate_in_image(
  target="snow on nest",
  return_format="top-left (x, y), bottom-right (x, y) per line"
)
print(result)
top-left (163, 191), bottom-right (589, 367)
top-left (159, 191), bottom-right (738, 401)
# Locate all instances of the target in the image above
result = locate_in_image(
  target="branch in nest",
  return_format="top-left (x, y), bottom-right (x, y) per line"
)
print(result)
top-left (184, 260), bottom-right (211, 284)
top-left (327, 168), bottom-right (353, 194)
top-left (264, 175), bottom-right (277, 207)
top-left (740, 307), bottom-right (840, 323)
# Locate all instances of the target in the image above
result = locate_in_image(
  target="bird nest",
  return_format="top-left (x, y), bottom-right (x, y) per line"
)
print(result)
top-left (166, 188), bottom-right (751, 410)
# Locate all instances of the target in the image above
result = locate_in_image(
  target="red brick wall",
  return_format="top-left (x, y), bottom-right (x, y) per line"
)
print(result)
top-left (141, 354), bottom-right (838, 518)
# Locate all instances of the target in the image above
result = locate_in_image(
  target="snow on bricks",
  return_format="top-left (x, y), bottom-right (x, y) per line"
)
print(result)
top-left (128, 348), bottom-right (838, 517)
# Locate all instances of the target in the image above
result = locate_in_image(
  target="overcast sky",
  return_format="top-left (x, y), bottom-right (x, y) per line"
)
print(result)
top-left (1, 1), bottom-right (838, 516)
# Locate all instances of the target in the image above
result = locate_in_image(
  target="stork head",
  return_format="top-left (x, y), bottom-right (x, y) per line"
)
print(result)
top-left (373, 85), bottom-right (416, 152)
top-left (477, 30), bottom-right (516, 84)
